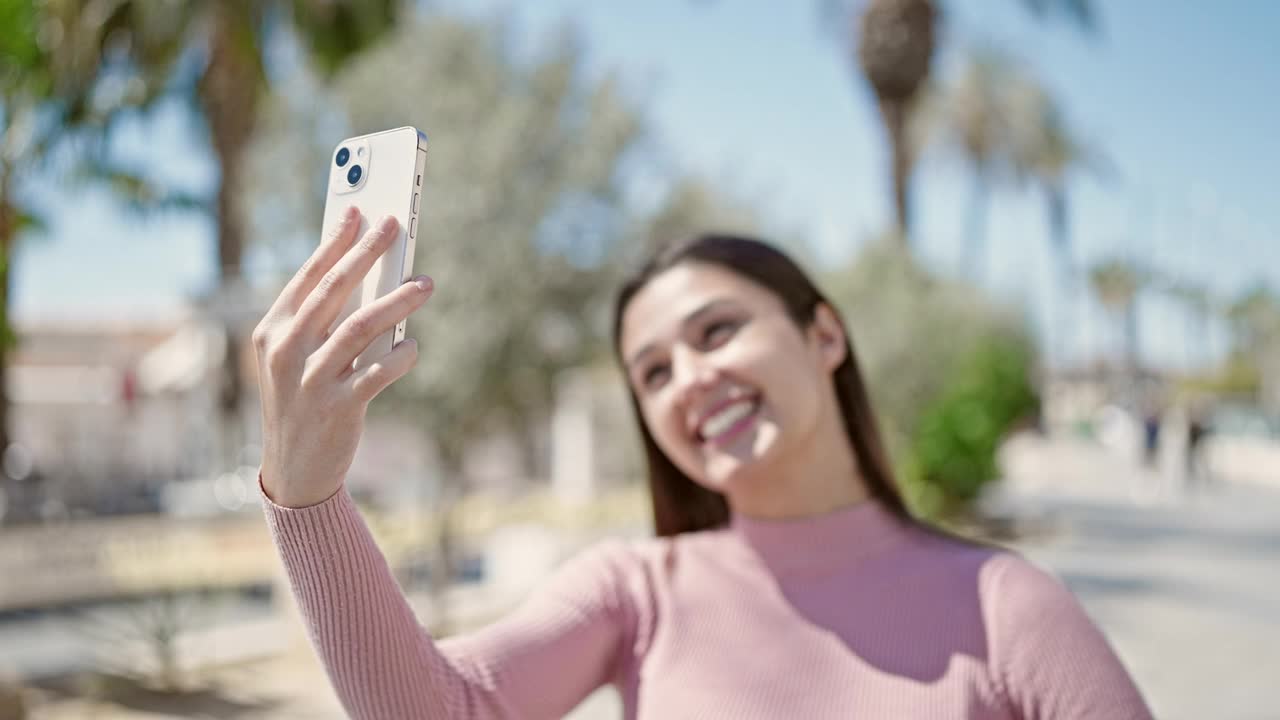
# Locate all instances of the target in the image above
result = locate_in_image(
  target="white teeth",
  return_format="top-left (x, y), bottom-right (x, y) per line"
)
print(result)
top-left (700, 400), bottom-right (756, 440)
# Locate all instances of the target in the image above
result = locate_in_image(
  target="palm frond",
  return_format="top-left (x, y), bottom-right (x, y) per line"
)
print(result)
top-left (75, 161), bottom-right (209, 215)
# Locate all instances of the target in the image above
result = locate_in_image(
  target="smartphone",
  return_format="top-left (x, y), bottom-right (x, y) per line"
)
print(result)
top-left (321, 126), bottom-right (428, 371)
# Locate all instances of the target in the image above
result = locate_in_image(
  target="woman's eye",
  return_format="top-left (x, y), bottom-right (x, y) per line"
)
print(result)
top-left (703, 319), bottom-right (739, 347)
top-left (642, 364), bottom-right (670, 389)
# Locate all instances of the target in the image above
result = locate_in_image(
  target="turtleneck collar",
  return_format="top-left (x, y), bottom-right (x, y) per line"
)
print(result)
top-left (727, 499), bottom-right (914, 578)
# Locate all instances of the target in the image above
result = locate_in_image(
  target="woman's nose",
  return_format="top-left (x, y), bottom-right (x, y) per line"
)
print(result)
top-left (671, 345), bottom-right (717, 400)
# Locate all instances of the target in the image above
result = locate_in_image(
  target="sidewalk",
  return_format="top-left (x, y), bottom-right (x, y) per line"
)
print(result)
top-left (990, 434), bottom-right (1280, 720)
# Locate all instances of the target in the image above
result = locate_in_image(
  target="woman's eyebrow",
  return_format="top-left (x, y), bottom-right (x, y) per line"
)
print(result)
top-left (626, 298), bottom-right (739, 369)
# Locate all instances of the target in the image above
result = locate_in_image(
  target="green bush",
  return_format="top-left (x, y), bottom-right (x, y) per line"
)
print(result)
top-left (821, 238), bottom-right (1041, 520)
top-left (903, 334), bottom-right (1039, 519)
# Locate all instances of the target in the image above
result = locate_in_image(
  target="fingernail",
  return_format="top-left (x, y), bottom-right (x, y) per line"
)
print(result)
top-left (414, 275), bottom-right (433, 292)
top-left (344, 206), bottom-right (359, 220)
top-left (380, 215), bottom-right (399, 232)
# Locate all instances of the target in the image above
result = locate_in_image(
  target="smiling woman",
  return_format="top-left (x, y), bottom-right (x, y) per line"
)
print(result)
top-left (614, 235), bottom-right (906, 532)
top-left (256, 222), bottom-right (1154, 719)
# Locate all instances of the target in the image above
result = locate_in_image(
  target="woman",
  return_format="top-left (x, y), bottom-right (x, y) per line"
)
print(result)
top-left (254, 211), bottom-right (1153, 719)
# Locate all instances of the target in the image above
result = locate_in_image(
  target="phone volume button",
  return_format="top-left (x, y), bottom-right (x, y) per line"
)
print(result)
top-left (412, 193), bottom-right (419, 213)
top-left (409, 217), bottom-right (417, 238)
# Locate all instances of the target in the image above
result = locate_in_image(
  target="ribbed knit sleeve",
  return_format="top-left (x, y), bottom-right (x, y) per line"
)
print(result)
top-left (260, 481), bottom-right (639, 720)
top-left (984, 554), bottom-right (1154, 720)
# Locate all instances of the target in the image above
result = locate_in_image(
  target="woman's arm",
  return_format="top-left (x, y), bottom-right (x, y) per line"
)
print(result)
top-left (984, 554), bottom-right (1154, 720)
top-left (253, 209), bottom-right (638, 718)
top-left (263, 479), bottom-right (638, 720)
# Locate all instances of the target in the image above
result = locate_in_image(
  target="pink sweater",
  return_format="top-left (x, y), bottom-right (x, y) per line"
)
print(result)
top-left (261, 482), bottom-right (1153, 719)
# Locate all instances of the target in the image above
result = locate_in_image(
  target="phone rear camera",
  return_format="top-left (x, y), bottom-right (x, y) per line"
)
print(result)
top-left (346, 164), bottom-right (363, 185)
top-left (336, 147), bottom-right (350, 167)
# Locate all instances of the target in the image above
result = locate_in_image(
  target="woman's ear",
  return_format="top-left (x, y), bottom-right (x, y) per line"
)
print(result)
top-left (809, 303), bottom-right (848, 373)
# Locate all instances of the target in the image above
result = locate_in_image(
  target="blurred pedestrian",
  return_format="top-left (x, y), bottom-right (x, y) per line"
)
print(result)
top-left (1185, 404), bottom-right (1213, 490)
top-left (1142, 405), bottom-right (1162, 469)
top-left (253, 213), bottom-right (1153, 718)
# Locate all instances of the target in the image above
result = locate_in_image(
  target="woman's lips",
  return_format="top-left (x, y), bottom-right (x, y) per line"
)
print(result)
top-left (697, 396), bottom-right (762, 445)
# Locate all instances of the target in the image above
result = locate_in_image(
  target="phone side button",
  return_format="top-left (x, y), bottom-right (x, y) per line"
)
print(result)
top-left (409, 217), bottom-right (417, 238)
top-left (412, 193), bottom-right (419, 213)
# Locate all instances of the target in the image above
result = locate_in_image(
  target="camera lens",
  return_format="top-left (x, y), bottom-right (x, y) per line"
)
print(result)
top-left (335, 147), bottom-right (350, 167)
top-left (346, 164), bottom-right (363, 185)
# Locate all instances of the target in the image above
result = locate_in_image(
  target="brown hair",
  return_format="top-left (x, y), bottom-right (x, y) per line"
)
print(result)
top-left (612, 234), bottom-right (911, 537)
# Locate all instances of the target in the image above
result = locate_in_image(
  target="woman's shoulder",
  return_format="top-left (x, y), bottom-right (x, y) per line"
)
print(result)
top-left (975, 550), bottom-right (1078, 617)
top-left (962, 547), bottom-right (1151, 717)
top-left (903, 536), bottom-right (1095, 651)
top-left (900, 528), bottom-right (1077, 610)
top-left (954, 547), bottom-right (1101, 662)
top-left (917, 532), bottom-right (1069, 596)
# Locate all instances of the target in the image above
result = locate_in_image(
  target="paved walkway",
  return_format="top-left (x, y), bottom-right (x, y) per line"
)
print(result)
top-left (989, 435), bottom-right (1280, 720)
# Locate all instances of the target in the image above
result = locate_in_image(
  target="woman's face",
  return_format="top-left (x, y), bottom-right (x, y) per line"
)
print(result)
top-left (620, 262), bottom-right (846, 495)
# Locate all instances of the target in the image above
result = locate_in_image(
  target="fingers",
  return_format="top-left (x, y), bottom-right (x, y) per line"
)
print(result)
top-left (313, 275), bottom-right (434, 378)
top-left (294, 215), bottom-right (402, 342)
top-left (273, 206), bottom-right (363, 315)
top-left (348, 338), bottom-right (420, 403)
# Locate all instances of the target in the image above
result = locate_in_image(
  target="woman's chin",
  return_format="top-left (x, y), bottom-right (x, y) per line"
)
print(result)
top-left (697, 426), bottom-right (779, 491)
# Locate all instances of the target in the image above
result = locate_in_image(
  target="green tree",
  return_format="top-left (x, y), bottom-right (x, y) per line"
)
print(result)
top-left (0, 2), bottom-right (47, 459)
top-left (1228, 286), bottom-right (1280, 355)
top-left (37, 0), bottom-right (402, 470)
top-left (1227, 285), bottom-right (1280, 409)
top-left (1, 0), bottom-right (183, 460)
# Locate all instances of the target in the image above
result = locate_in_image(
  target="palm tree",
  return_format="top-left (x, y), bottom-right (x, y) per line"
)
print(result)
top-left (1008, 77), bottom-right (1107, 369)
top-left (1089, 258), bottom-right (1144, 373)
top-left (39, 0), bottom-right (401, 468)
top-left (918, 45), bottom-right (1103, 370)
top-left (1227, 286), bottom-right (1280, 354)
top-left (1226, 286), bottom-right (1280, 410)
top-left (847, 0), bottom-right (1095, 249)
top-left (855, 0), bottom-right (939, 245)
top-left (1160, 279), bottom-right (1215, 373)
top-left (933, 47), bottom-right (1020, 280)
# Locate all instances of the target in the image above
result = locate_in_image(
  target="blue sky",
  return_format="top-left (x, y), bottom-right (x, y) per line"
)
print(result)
top-left (12, 0), bottom-right (1279, 371)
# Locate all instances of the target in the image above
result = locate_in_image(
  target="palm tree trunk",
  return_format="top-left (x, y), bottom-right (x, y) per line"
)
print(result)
top-left (1124, 303), bottom-right (1139, 376)
top-left (1183, 307), bottom-right (1198, 373)
top-left (199, 6), bottom-right (260, 470)
top-left (1048, 189), bottom-right (1073, 370)
top-left (429, 443), bottom-right (466, 636)
top-left (879, 99), bottom-right (912, 244)
top-left (0, 162), bottom-right (16, 459)
top-left (0, 196), bottom-right (12, 459)
top-left (964, 174), bottom-right (989, 282)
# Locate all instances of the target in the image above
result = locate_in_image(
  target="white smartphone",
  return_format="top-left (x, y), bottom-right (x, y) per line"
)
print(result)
top-left (321, 126), bottom-right (428, 371)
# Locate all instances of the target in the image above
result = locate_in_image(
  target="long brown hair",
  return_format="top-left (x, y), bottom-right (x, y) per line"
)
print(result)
top-left (612, 234), bottom-right (911, 537)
